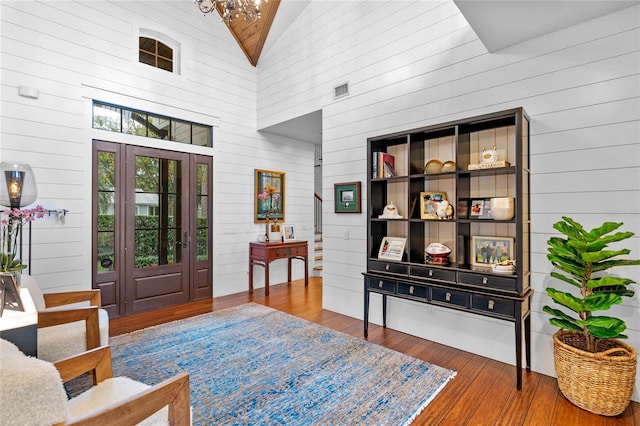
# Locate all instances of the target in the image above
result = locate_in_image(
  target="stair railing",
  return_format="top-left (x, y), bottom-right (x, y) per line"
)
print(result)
top-left (314, 193), bottom-right (322, 234)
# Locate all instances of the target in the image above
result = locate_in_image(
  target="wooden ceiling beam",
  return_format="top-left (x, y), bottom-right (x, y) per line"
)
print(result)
top-left (221, 0), bottom-right (280, 67)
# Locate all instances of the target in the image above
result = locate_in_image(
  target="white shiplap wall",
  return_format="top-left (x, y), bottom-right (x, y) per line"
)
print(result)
top-left (0, 0), bottom-right (314, 297)
top-left (258, 0), bottom-right (640, 401)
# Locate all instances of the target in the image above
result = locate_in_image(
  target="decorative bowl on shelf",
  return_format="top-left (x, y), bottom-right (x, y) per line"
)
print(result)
top-left (490, 197), bottom-right (515, 220)
top-left (441, 161), bottom-right (456, 173)
top-left (424, 159), bottom-right (443, 174)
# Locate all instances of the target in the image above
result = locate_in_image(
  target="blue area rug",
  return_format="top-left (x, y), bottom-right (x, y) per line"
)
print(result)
top-left (109, 303), bottom-right (456, 425)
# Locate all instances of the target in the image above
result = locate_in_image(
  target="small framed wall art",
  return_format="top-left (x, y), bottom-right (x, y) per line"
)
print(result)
top-left (378, 237), bottom-right (407, 262)
top-left (471, 236), bottom-right (514, 267)
top-left (334, 181), bottom-right (361, 213)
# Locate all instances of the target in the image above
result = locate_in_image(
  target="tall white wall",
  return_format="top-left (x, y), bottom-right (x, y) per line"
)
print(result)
top-left (258, 0), bottom-right (640, 400)
top-left (0, 0), bottom-right (314, 297)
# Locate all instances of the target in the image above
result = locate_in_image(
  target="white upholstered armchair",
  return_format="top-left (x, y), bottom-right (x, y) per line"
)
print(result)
top-left (0, 338), bottom-right (190, 425)
top-left (20, 275), bottom-right (109, 362)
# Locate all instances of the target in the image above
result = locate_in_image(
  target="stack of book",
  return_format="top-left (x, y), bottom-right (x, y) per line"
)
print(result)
top-left (372, 152), bottom-right (396, 178)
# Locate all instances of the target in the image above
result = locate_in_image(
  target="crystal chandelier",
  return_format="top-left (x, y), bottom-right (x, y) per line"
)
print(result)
top-left (194, 0), bottom-right (265, 23)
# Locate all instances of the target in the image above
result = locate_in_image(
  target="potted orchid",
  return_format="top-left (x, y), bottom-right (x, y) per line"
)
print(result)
top-left (0, 205), bottom-right (47, 272)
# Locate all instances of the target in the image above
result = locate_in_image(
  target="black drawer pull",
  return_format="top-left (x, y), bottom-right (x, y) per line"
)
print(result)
top-left (488, 300), bottom-right (495, 310)
top-left (445, 292), bottom-right (451, 302)
top-left (409, 286), bottom-right (414, 295)
top-left (378, 280), bottom-right (384, 288)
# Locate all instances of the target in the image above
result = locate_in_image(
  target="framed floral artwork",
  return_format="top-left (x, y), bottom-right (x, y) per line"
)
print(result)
top-left (255, 169), bottom-right (285, 223)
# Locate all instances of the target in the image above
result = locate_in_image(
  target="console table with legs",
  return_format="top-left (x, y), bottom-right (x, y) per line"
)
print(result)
top-left (249, 241), bottom-right (308, 296)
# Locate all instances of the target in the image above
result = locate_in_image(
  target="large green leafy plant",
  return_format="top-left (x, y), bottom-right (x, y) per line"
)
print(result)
top-left (544, 217), bottom-right (640, 353)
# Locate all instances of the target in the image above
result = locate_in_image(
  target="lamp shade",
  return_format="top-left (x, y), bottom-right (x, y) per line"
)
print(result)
top-left (0, 162), bottom-right (37, 208)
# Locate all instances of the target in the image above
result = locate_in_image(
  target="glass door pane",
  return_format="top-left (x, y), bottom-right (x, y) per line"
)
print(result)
top-left (134, 156), bottom-right (182, 268)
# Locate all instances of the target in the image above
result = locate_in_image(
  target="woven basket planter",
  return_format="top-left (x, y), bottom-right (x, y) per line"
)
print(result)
top-left (553, 330), bottom-right (637, 416)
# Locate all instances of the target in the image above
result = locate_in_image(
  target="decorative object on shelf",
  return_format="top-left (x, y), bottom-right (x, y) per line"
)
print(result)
top-left (481, 146), bottom-right (498, 164)
top-left (194, 0), bottom-right (266, 22)
top-left (424, 159), bottom-right (443, 174)
top-left (466, 145), bottom-right (511, 170)
top-left (544, 217), bottom-right (639, 416)
top-left (491, 259), bottom-right (516, 274)
top-left (0, 162), bottom-right (37, 209)
top-left (424, 242), bottom-right (451, 266)
top-left (379, 201), bottom-right (402, 219)
top-left (334, 181), bottom-right (361, 213)
top-left (441, 161), bottom-right (456, 173)
top-left (471, 236), bottom-right (514, 267)
top-left (470, 198), bottom-right (493, 219)
top-left (420, 192), bottom-right (446, 220)
top-left (436, 200), bottom-right (454, 220)
top-left (255, 169), bottom-right (285, 223)
top-left (283, 224), bottom-right (296, 241)
top-left (378, 237), bottom-right (406, 261)
top-left (490, 197), bottom-right (515, 220)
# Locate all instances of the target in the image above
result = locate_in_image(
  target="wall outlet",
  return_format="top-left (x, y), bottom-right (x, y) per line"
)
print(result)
top-left (343, 230), bottom-right (349, 240)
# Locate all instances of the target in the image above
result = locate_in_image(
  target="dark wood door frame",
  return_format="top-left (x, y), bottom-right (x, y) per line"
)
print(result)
top-left (93, 141), bottom-right (212, 318)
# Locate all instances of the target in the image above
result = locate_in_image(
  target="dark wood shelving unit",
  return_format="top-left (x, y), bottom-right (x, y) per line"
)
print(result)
top-left (363, 107), bottom-right (531, 390)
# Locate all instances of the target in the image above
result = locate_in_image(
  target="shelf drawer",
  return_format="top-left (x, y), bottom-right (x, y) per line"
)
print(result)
top-left (458, 272), bottom-right (517, 293)
top-left (470, 294), bottom-right (515, 318)
top-left (410, 265), bottom-right (456, 283)
top-left (430, 287), bottom-right (468, 309)
top-left (369, 260), bottom-right (408, 275)
top-left (397, 282), bottom-right (428, 300)
top-left (366, 276), bottom-right (396, 293)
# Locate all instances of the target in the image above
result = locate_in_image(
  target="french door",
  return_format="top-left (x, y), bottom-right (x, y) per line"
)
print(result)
top-left (93, 141), bottom-right (212, 318)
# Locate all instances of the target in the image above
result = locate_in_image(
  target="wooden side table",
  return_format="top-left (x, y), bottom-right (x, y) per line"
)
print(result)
top-left (249, 241), bottom-right (309, 296)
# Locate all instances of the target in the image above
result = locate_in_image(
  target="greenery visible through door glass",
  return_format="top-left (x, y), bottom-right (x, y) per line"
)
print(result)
top-left (196, 163), bottom-right (209, 261)
top-left (134, 156), bottom-right (181, 268)
top-left (97, 151), bottom-right (116, 272)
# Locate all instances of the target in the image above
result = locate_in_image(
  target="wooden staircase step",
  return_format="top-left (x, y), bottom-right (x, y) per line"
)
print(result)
top-left (313, 265), bottom-right (323, 271)
top-left (315, 255), bottom-right (323, 261)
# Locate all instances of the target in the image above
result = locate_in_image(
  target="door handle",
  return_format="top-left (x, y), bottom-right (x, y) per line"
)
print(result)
top-left (177, 232), bottom-right (189, 248)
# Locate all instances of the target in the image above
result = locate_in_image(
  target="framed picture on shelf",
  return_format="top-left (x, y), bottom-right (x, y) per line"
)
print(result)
top-left (471, 236), bottom-right (514, 267)
top-left (457, 200), bottom-right (469, 219)
top-left (255, 169), bottom-right (285, 223)
top-left (378, 237), bottom-right (406, 262)
top-left (470, 199), bottom-right (492, 219)
top-left (334, 181), bottom-right (361, 213)
top-left (420, 192), bottom-right (447, 220)
top-left (283, 224), bottom-right (296, 241)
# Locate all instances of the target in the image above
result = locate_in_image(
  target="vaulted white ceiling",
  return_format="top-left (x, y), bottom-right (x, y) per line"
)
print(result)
top-left (258, 0), bottom-right (640, 145)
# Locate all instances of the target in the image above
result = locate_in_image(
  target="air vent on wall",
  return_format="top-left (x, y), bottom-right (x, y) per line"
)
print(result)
top-left (334, 83), bottom-right (349, 99)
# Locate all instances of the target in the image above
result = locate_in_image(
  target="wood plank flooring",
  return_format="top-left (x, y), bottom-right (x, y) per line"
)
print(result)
top-left (109, 277), bottom-right (639, 425)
